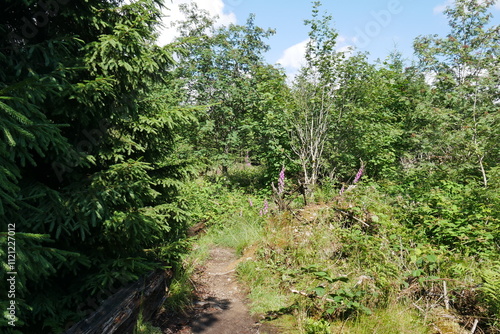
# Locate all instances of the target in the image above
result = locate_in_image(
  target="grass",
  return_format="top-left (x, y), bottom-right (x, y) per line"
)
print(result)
top-left (161, 261), bottom-right (196, 313)
top-left (207, 211), bottom-right (265, 255)
top-left (134, 311), bottom-right (163, 334)
top-left (237, 260), bottom-right (291, 314)
top-left (166, 173), bottom-right (499, 333)
top-left (329, 304), bottom-right (430, 334)
top-left (233, 183), bottom-right (496, 333)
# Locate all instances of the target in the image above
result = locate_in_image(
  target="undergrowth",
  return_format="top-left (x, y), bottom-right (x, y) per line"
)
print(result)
top-left (161, 167), bottom-right (269, 314)
top-left (234, 183), bottom-right (500, 333)
top-left (165, 166), bottom-right (500, 334)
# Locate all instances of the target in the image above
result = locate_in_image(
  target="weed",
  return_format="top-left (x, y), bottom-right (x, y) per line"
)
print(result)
top-left (303, 317), bottom-right (331, 334)
top-left (134, 312), bottom-right (162, 334)
top-left (162, 262), bottom-right (195, 313)
top-left (330, 303), bottom-right (430, 334)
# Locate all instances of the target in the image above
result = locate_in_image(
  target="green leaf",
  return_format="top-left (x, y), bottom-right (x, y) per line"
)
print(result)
top-left (313, 286), bottom-right (326, 297)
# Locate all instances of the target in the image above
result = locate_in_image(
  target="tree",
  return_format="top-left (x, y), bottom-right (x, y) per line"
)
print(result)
top-left (287, 1), bottom-right (344, 189)
top-left (173, 3), bottom-right (279, 171)
top-left (1, 0), bottom-right (192, 331)
top-left (413, 0), bottom-right (500, 187)
top-left (399, 0), bottom-right (500, 256)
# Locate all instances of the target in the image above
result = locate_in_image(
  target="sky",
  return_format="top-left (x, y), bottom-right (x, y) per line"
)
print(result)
top-left (157, 0), bottom-right (500, 76)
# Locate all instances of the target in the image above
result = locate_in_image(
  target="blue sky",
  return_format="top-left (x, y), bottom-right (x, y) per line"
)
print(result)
top-left (159, 0), bottom-right (500, 75)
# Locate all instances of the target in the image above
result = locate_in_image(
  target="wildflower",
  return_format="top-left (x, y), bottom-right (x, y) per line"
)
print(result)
top-left (248, 198), bottom-right (253, 207)
top-left (278, 167), bottom-right (285, 195)
top-left (353, 165), bottom-right (364, 184)
top-left (260, 199), bottom-right (269, 216)
top-left (340, 164), bottom-right (364, 196)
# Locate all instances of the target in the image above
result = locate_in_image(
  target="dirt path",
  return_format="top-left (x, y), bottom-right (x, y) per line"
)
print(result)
top-left (156, 246), bottom-right (278, 334)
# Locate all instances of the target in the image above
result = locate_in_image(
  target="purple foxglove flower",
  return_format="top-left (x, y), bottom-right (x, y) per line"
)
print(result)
top-left (262, 199), bottom-right (269, 215)
top-left (353, 166), bottom-right (364, 184)
top-left (278, 167), bottom-right (285, 195)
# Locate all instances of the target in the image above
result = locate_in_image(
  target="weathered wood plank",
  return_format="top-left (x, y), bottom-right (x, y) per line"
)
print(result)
top-left (64, 269), bottom-right (172, 334)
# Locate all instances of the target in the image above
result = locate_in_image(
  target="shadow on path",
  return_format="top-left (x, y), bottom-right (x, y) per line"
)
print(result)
top-left (156, 247), bottom-right (279, 334)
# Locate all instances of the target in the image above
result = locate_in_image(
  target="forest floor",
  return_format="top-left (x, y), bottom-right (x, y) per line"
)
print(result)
top-left (155, 246), bottom-right (279, 334)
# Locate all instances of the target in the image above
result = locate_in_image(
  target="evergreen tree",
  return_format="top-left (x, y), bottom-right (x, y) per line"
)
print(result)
top-left (1, 0), bottom-right (192, 332)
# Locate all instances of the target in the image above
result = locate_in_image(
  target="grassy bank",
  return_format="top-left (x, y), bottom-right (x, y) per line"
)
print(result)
top-left (159, 168), bottom-right (499, 333)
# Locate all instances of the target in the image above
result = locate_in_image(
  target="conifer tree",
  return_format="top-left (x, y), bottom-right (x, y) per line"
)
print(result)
top-left (1, 0), bottom-right (192, 332)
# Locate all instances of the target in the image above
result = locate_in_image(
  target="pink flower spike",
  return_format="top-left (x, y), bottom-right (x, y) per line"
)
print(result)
top-left (262, 199), bottom-right (269, 215)
top-left (353, 166), bottom-right (364, 184)
top-left (278, 167), bottom-right (285, 195)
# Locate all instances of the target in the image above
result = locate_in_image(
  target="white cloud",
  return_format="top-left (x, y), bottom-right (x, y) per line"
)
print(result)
top-left (434, 0), bottom-right (500, 14)
top-left (277, 36), bottom-right (354, 79)
top-left (156, 0), bottom-right (237, 46)
top-left (336, 35), bottom-right (355, 56)
top-left (433, 0), bottom-right (453, 14)
top-left (276, 39), bottom-right (309, 71)
top-left (337, 45), bottom-right (353, 54)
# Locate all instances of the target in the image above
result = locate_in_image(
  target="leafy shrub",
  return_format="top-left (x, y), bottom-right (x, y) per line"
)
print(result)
top-left (402, 180), bottom-right (499, 256)
top-left (303, 317), bottom-right (331, 334)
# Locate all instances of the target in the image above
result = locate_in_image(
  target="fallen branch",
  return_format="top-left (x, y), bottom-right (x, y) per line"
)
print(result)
top-left (443, 281), bottom-right (450, 311)
top-left (208, 269), bottom-right (235, 276)
top-left (412, 302), bottom-right (426, 314)
top-left (336, 209), bottom-right (370, 227)
top-left (290, 288), bottom-right (336, 303)
top-left (470, 319), bottom-right (479, 334)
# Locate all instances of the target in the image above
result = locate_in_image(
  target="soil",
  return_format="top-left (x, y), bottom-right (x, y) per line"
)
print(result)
top-left (155, 246), bottom-right (279, 334)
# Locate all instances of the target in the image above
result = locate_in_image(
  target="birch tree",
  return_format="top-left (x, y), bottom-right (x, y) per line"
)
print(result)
top-left (288, 1), bottom-right (344, 188)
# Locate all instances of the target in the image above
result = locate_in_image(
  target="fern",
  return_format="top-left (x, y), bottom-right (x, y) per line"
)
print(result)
top-left (481, 265), bottom-right (500, 316)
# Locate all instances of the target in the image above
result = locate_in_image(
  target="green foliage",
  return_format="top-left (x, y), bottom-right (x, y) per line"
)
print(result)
top-left (413, 0), bottom-right (500, 186)
top-left (1, 0), bottom-right (499, 332)
top-left (309, 273), bottom-right (372, 317)
top-left (180, 176), bottom-right (267, 255)
top-left (161, 262), bottom-right (195, 313)
top-left (233, 177), bottom-right (499, 331)
top-left (303, 317), bottom-right (331, 334)
top-left (173, 3), bottom-right (287, 171)
top-left (332, 304), bottom-right (430, 334)
top-left (237, 260), bottom-right (291, 314)
top-left (134, 311), bottom-right (163, 334)
top-left (399, 180), bottom-right (499, 256)
top-left (1, 0), bottom-right (193, 331)
top-left (480, 265), bottom-right (500, 317)
top-left (328, 53), bottom-right (429, 180)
